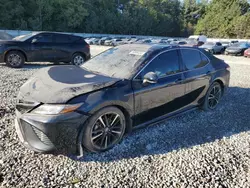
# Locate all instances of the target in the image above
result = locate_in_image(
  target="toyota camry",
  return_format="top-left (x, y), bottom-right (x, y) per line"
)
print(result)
top-left (15, 44), bottom-right (230, 155)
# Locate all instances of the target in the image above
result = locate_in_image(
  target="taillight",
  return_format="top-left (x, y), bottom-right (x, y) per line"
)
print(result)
top-left (86, 44), bottom-right (90, 49)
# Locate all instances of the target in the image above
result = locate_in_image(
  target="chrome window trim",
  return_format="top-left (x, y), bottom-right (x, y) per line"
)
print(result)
top-left (133, 47), bottom-right (211, 81)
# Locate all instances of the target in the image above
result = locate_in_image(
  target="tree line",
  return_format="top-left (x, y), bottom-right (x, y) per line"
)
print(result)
top-left (0, 0), bottom-right (249, 38)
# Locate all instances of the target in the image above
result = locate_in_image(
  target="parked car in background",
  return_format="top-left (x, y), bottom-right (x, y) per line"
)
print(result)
top-left (99, 37), bottom-right (112, 45)
top-left (230, 40), bottom-right (239, 45)
top-left (14, 44), bottom-right (230, 155)
top-left (142, 39), bottom-right (152, 43)
top-left (170, 41), bottom-right (187, 45)
top-left (244, 48), bottom-right (250, 58)
top-left (0, 32), bottom-right (90, 68)
top-left (159, 39), bottom-right (169, 44)
top-left (85, 38), bottom-right (96, 44)
top-left (89, 38), bottom-right (101, 45)
top-left (221, 41), bottom-right (230, 49)
top-left (199, 42), bottom-right (225, 54)
top-left (104, 38), bottom-right (114, 46)
top-left (185, 39), bottom-right (198, 47)
top-left (0, 31), bottom-right (13, 40)
top-left (225, 42), bottom-right (250, 56)
top-left (111, 39), bottom-right (124, 46)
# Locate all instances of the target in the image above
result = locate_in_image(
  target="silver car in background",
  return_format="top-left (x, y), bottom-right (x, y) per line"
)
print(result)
top-left (199, 42), bottom-right (225, 54)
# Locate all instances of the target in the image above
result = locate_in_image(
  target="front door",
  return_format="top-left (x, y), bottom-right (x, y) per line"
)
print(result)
top-left (29, 34), bottom-right (54, 62)
top-left (132, 50), bottom-right (186, 125)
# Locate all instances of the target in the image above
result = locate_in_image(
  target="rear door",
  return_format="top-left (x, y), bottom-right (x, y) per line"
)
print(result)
top-left (180, 48), bottom-right (211, 107)
top-left (53, 34), bottom-right (72, 62)
top-left (30, 34), bottom-right (54, 62)
top-left (132, 49), bottom-right (186, 125)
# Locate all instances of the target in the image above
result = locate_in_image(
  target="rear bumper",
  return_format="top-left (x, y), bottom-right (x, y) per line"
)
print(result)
top-left (225, 51), bottom-right (242, 55)
top-left (15, 110), bottom-right (88, 154)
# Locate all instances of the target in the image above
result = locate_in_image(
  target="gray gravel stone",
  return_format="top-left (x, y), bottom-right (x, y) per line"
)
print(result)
top-left (0, 52), bottom-right (250, 187)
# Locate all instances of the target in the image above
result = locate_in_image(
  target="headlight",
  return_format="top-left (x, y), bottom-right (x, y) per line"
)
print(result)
top-left (32, 103), bottom-right (83, 115)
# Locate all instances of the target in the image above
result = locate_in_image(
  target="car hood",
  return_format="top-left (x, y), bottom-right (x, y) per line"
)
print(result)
top-left (0, 40), bottom-right (22, 45)
top-left (18, 65), bottom-right (120, 104)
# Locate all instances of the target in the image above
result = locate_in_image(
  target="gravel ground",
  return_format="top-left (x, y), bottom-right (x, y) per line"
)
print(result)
top-left (0, 46), bottom-right (250, 187)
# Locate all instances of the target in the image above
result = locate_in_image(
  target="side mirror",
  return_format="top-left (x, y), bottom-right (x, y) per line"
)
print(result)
top-left (31, 38), bottom-right (37, 43)
top-left (143, 72), bottom-right (158, 84)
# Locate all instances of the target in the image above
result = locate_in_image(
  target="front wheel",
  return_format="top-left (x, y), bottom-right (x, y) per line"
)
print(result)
top-left (202, 82), bottom-right (222, 111)
top-left (5, 51), bottom-right (25, 68)
top-left (81, 107), bottom-right (126, 153)
top-left (71, 53), bottom-right (85, 66)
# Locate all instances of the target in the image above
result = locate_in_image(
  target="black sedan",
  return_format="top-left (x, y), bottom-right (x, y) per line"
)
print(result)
top-left (225, 42), bottom-right (250, 56)
top-left (15, 44), bottom-right (230, 155)
top-left (0, 32), bottom-right (90, 68)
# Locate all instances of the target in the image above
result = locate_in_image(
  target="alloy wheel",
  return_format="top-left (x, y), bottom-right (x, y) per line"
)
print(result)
top-left (73, 55), bottom-right (85, 66)
top-left (91, 112), bottom-right (124, 150)
top-left (8, 54), bottom-right (22, 66)
top-left (208, 84), bottom-right (222, 109)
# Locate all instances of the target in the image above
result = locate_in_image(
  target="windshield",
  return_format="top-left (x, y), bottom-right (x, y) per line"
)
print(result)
top-left (81, 44), bottom-right (151, 79)
top-left (13, 33), bottom-right (36, 41)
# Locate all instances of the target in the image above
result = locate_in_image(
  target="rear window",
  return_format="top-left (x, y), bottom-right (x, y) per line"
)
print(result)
top-left (181, 49), bottom-right (209, 70)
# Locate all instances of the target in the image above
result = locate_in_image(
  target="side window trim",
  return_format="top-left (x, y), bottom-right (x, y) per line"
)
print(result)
top-left (133, 49), bottom-right (181, 80)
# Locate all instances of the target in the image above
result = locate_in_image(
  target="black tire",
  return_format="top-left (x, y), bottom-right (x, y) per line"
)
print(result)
top-left (5, 51), bottom-right (25, 68)
top-left (81, 106), bottom-right (126, 153)
top-left (202, 82), bottom-right (222, 111)
top-left (71, 53), bottom-right (85, 66)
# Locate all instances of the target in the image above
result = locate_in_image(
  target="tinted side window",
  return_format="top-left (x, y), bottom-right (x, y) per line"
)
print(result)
top-left (181, 49), bottom-right (207, 70)
top-left (55, 34), bottom-right (69, 43)
top-left (200, 52), bottom-right (209, 67)
top-left (140, 50), bottom-right (180, 78)
top-left (35, 34), bottom-right (52, 43)
top-left (69, 36), bottom-right (81, 42)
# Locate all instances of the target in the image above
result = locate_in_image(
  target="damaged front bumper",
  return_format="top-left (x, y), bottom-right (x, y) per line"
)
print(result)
top-left (15, 109), bottom-right (89, 155)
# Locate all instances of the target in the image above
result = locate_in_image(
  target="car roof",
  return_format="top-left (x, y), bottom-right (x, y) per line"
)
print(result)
top-left (125, 43), bottom-right (203, 53)
top-left (34, 31), bottom-right (80, 37)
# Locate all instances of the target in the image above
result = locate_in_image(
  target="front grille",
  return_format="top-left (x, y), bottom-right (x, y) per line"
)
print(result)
top-left (32, 126), bottom-right (54, 146)
top-left (16, 100), bottom-right (40, 114)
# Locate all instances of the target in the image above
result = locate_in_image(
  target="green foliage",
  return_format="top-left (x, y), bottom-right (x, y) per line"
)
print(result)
top-left (195, 0), bottom-right (250, 38)
top-left (0, 0), bottom-right (250, 38)
top-left (0, 0), bottom-right (183, 36)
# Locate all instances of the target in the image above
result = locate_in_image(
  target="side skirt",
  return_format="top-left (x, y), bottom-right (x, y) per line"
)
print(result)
top-left (133, 106), bottom-right (199, 130)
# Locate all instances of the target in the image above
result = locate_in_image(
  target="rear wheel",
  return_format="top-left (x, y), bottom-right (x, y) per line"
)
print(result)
top-left (5, 51), bottom-right (25, 68)
top-left (81, 107), bottom-right (126, 153)
top-left (202, 82), bottom-right (222, 111)
top-left (71, 53), bottom-right (85, 66)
